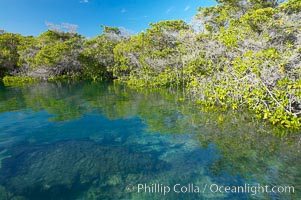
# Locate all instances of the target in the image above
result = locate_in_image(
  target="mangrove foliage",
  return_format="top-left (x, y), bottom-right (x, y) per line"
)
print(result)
top-left (1, 0), bottom-right (301, 129)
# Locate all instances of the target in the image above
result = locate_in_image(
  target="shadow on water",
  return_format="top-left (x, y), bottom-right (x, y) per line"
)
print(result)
top-left (0, 81), bottom-right (300, 199)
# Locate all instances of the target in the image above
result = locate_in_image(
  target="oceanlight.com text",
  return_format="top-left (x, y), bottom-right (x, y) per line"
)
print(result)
top-left (126, 183), bottom-right (295, 196)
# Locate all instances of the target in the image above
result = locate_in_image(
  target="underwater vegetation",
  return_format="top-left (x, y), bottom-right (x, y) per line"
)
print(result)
top-left (0, 82), bottom-right (300, 199)
top-left (0, 139), bottom-right (170, 200)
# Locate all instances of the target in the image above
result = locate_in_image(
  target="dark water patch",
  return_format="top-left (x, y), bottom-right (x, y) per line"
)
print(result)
top-left (0, 139), bottom-right (170, 200)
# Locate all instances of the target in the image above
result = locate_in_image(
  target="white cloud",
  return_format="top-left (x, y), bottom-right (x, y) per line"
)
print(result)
top-left (121, 8), bottom-right (127, 13)
top-left (45, 22), bottom-right (78, 33)
top-left (80, 0), bottom-right (89, 3)
top-left (118, 26), bottom-right (135, 37)
top-left (184, 5), bottom-right (190, 12)
top-left (62, 23), bottom-right (79, 33)
top-left (166, 7), bottom-right (174, 14)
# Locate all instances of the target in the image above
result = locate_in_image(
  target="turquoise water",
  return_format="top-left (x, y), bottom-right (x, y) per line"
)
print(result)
top-left (0, 81), bottom-right (300, 200)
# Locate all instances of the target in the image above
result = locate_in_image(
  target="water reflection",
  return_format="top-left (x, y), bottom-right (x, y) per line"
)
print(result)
top-left (0, 81), bottom-right (300, 199)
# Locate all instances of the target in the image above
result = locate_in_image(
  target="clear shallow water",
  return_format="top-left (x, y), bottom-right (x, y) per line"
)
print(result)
top-left (0, 81), bottom-right (300, 200)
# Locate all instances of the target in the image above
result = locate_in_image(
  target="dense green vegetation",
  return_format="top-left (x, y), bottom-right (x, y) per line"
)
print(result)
top-left (1, 0), bottom-right (301, 129)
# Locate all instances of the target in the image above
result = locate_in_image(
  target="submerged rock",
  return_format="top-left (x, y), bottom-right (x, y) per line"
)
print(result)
top-left (0, 140), bottom-right (169, 199)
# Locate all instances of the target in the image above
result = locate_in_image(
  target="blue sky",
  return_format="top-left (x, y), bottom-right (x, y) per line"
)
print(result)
top-left (0, 0), bottom-right (216, 37)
